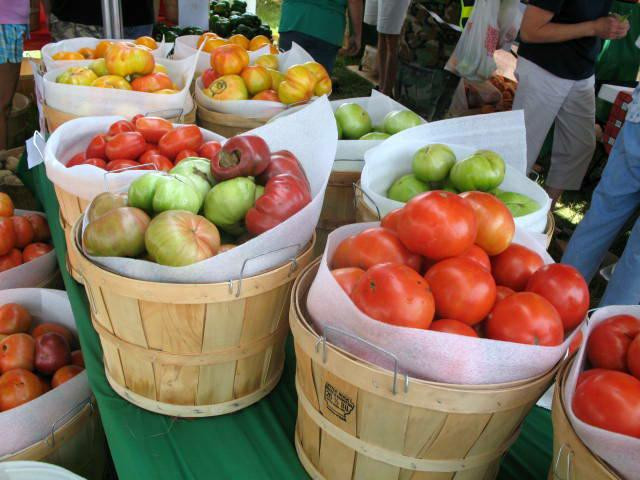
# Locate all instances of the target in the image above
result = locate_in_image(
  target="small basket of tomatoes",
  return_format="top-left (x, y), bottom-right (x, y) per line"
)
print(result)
top-left (0, 290), bottom-right (107, 479)
top-left (553, 306), bottom-right (640, 480)
top-left (44, 115), bottom-right (225, 241)
top-left (0, 194), bottom-right (57, 290)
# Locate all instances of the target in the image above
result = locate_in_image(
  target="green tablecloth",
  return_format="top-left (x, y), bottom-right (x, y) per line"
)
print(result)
top-left (18, 158), bottom-right (554, 480)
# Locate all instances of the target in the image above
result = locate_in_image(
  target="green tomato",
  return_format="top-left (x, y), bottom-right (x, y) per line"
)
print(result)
top-left (383, 110), bottom-right (423, 135)
top-left (152, 174), bottom-right (202, 214)
top-left (203, 177), bottom-right (256, 232)
top-left (387, 174), bottom-right (429, 202)
top-left (337, 120), bottom-right (343, 140)
top-left (170, 158), bottom-right (213, 203)
top-left (496, 191), bottom-right (540, 217)
top-left (412, 144), bottom-right (456, 182)
top-left (255, 185), bottom-right (264, 202)
top-left (334, 103), bottom-right (372, 140)
top-left (128, 173), bottom-right (166, 212)
top-left (359, 132), bottom-right (390, 140)
top-left (449, 150), bottom-right (505, 192)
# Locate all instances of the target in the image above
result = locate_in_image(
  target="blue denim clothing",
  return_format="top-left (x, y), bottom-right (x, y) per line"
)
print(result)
top-left (562, 120), bottom-right (640, 306)
top-left (124, 24), bottom-right (154, 39)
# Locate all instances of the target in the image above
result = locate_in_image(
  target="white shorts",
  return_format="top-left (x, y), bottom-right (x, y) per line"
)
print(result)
top-left (364, 0), bottom-right (411, 35)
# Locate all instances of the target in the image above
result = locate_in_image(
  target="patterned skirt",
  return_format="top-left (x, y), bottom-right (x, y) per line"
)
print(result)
top-left (0, 24), bottom-right (27, 64)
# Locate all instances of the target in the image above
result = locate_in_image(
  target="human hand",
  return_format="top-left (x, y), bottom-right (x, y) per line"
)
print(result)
top-left (593, 15), bottom-right (630, 39)
top-left (339, 35), bottom-right (361, 57)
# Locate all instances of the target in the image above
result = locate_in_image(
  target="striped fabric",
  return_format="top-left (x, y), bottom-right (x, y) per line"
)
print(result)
top-left (0, 24), bottom-right (26, 64)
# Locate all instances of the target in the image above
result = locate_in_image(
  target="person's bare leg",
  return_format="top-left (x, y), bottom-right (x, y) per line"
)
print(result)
top-left (378, 34), bottom-right (388, 93)
top-left (0, 62), bottom-right (21, 150)
top-left (546, 186), bottom-right (563, 209)
top-left (384, 33), bottom-right (400, 97)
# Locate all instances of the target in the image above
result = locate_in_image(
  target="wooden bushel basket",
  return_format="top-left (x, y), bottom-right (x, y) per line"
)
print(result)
top-left (2, 399), bottom-right (109, 479)
top-left (548, 358), bottom-right (620, 480)
top-left (195, 100), bottom-right (268, 138)
top-left (354, 182), bottom-right (556, 248)
top-left (315, 161), bottom-right (363, 255)
top-left (71, 218), bottom-right (316, 417)
top-left (291, 260), bottom-right (561, 480)
top-left (43, 102), bottom-right (197, 133)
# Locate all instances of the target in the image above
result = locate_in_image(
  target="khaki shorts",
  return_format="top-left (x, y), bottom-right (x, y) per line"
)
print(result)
top-left (364, 0), bottom-right (411, 35)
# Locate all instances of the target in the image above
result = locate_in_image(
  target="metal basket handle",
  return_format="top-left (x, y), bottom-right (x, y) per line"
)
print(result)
top-left (552, 443), bottom-right (575, 480)
top-left (144, 107), bottom-right (184, 121)
top-left (46, 397), bottom-right (95, 447)
top-left (352, 182), bottom-right (381, 220)
top-left (315, 324), bottom-right (409, 395)
top-left (102, 162), bottom-right (157, 192)
top-left (32, 130), bottom-right (46, 161)
top-left (227, 243), bottom-right (302, 298)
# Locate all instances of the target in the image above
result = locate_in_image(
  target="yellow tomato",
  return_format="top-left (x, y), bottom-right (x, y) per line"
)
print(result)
top-left (249, 35), bottom-right (270, 51)
top-left (228, 34), bottom-right (250, 50)
top-left (134, 36), bottom-right (158, 50)
top-left (52, 51), bottom-right (85, 60)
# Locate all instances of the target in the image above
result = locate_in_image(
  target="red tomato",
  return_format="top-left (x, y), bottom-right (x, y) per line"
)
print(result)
top-left (22, 243), bottom-right (53, 262)
top-left (0, 333), bottom-right (35, 373)
top-left (10, 216), bottom-right (33, 249)
top-left (459, 192), bottom-right (514, 255)
top-left (51, 365), bottom-right (84, 388)
top-left (351, 263), bottom-right (435, 329)
top-left (108, 119), bottom-right (135, 136)
top-left (486, 292), bottom-right (563, 346)
top-left (458, 245), bottom-right (490, 272)
top-left (131, 114), bottom-right (144, 124)
top-left (331, 267), bottom-right (365, 296)
top-left (198, 141), bottom-right (222, 161)
top-left (144, 144), bottom-right (158, 153)
top-left (80, 158), bottom-right (107, 169)
top-left (138, 152), bottom-right (173, 171)
top-left (175, 149), bottom-right (200, 163)
top-left (105, 131), bottom-right (147, 161)
top-left (0, 192), bottom-right (13, 217)
top-left (587, 315), bottom-right (640, 371)
top-left (380, 208), bottom-right (403, 232)
top-left (134, 116), bottom-right (174, 143)
top-left (71, 350), bottom-right (84, 368)
top-left (85, 134), bottom-right (108, 159)
top-left (397, 191), bottom-right (477, 260)
top-left (495, 285), bottom-right (515, 303)
top-left (425, 257), bottom-right (496, 325)
top-left (0, 249), bottom-right (21, 272)
top-left (430, 319), bottom-right (478, 337)
top-left (342, 228), bottom-right (422, 272)
top-left (491, 244), bottom-right (544, 291)
top-left (569, 330), bottom-right (583, 355)
top-left (158, 125), bottom-right (203, 160)
top-left (526, 264), bottom-right (589, 331)
top-left (573, 369), bottom-right (640, 438)
top-left (331, 236), bottom-right (356, 269)
top-left (32, 323), bottom-right (74, 346)
top-left (628, 334), bottom-right (640, 380)
top-left (23, 214), bottom-right (50, 242)
top-left (0, 217), bottom-right (16, 256)
top-left (201, 68), bottom-right (220, 89)
top-left (106, 159), bottom-right (140, 171)
top-left (0, 304), bottom-right (31, 335)
top-left (0, 369), bottom-right (43, 411)
top-left (66, 152), bottom-right (86, 167)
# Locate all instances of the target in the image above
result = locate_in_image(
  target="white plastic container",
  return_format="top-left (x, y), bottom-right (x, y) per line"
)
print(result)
top-left (0, 462), bottom-right (84, 480)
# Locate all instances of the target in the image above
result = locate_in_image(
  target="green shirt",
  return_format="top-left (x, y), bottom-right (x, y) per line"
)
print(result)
top-left (279, 0), bottom-right (348, 47)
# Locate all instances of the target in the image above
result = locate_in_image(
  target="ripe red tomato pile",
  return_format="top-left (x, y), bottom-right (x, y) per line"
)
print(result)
top-left (65, 117), bottom-right (223, 172)
top-left (0, 193), bottom-right (53, 273)
top-left (573, 314), bottom-right (640, 438)
top-left (330, 191), bottom-right (589, 347)
top-left (0, 303), bottom-right (85, 412)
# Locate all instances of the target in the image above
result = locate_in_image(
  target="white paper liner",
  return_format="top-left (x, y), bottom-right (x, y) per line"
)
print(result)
top-left (44, 116), bottom-right (225, 202)
top-left (269, 90), bottom-right (426, 161)
top-left (42, 53), bottom-right (198, 118)
top-left (0, 461), bottom-right (84, 479)
top-left (564, 305), bottom-right (640, 479)
top-left (41, 37), bottom-right (173, 71)
top-left (0, 210), bottom-right (57, 290)
top-left (307, 222), bottom-right (580, 385)
top-left (0, 289), bottom-right (91, 457)
top-left (361, 114), bottom-right (552, 233)
top-left (78, 96), bottom-right (337, 283)
top-left (193, 42), bottom-right (315, 118)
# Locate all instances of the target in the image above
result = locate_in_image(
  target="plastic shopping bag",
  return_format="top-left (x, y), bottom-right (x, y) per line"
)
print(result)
top-left (498, 0), bottom-right (523, 50)
top-left (445, 0), bottom-right (500, 82)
